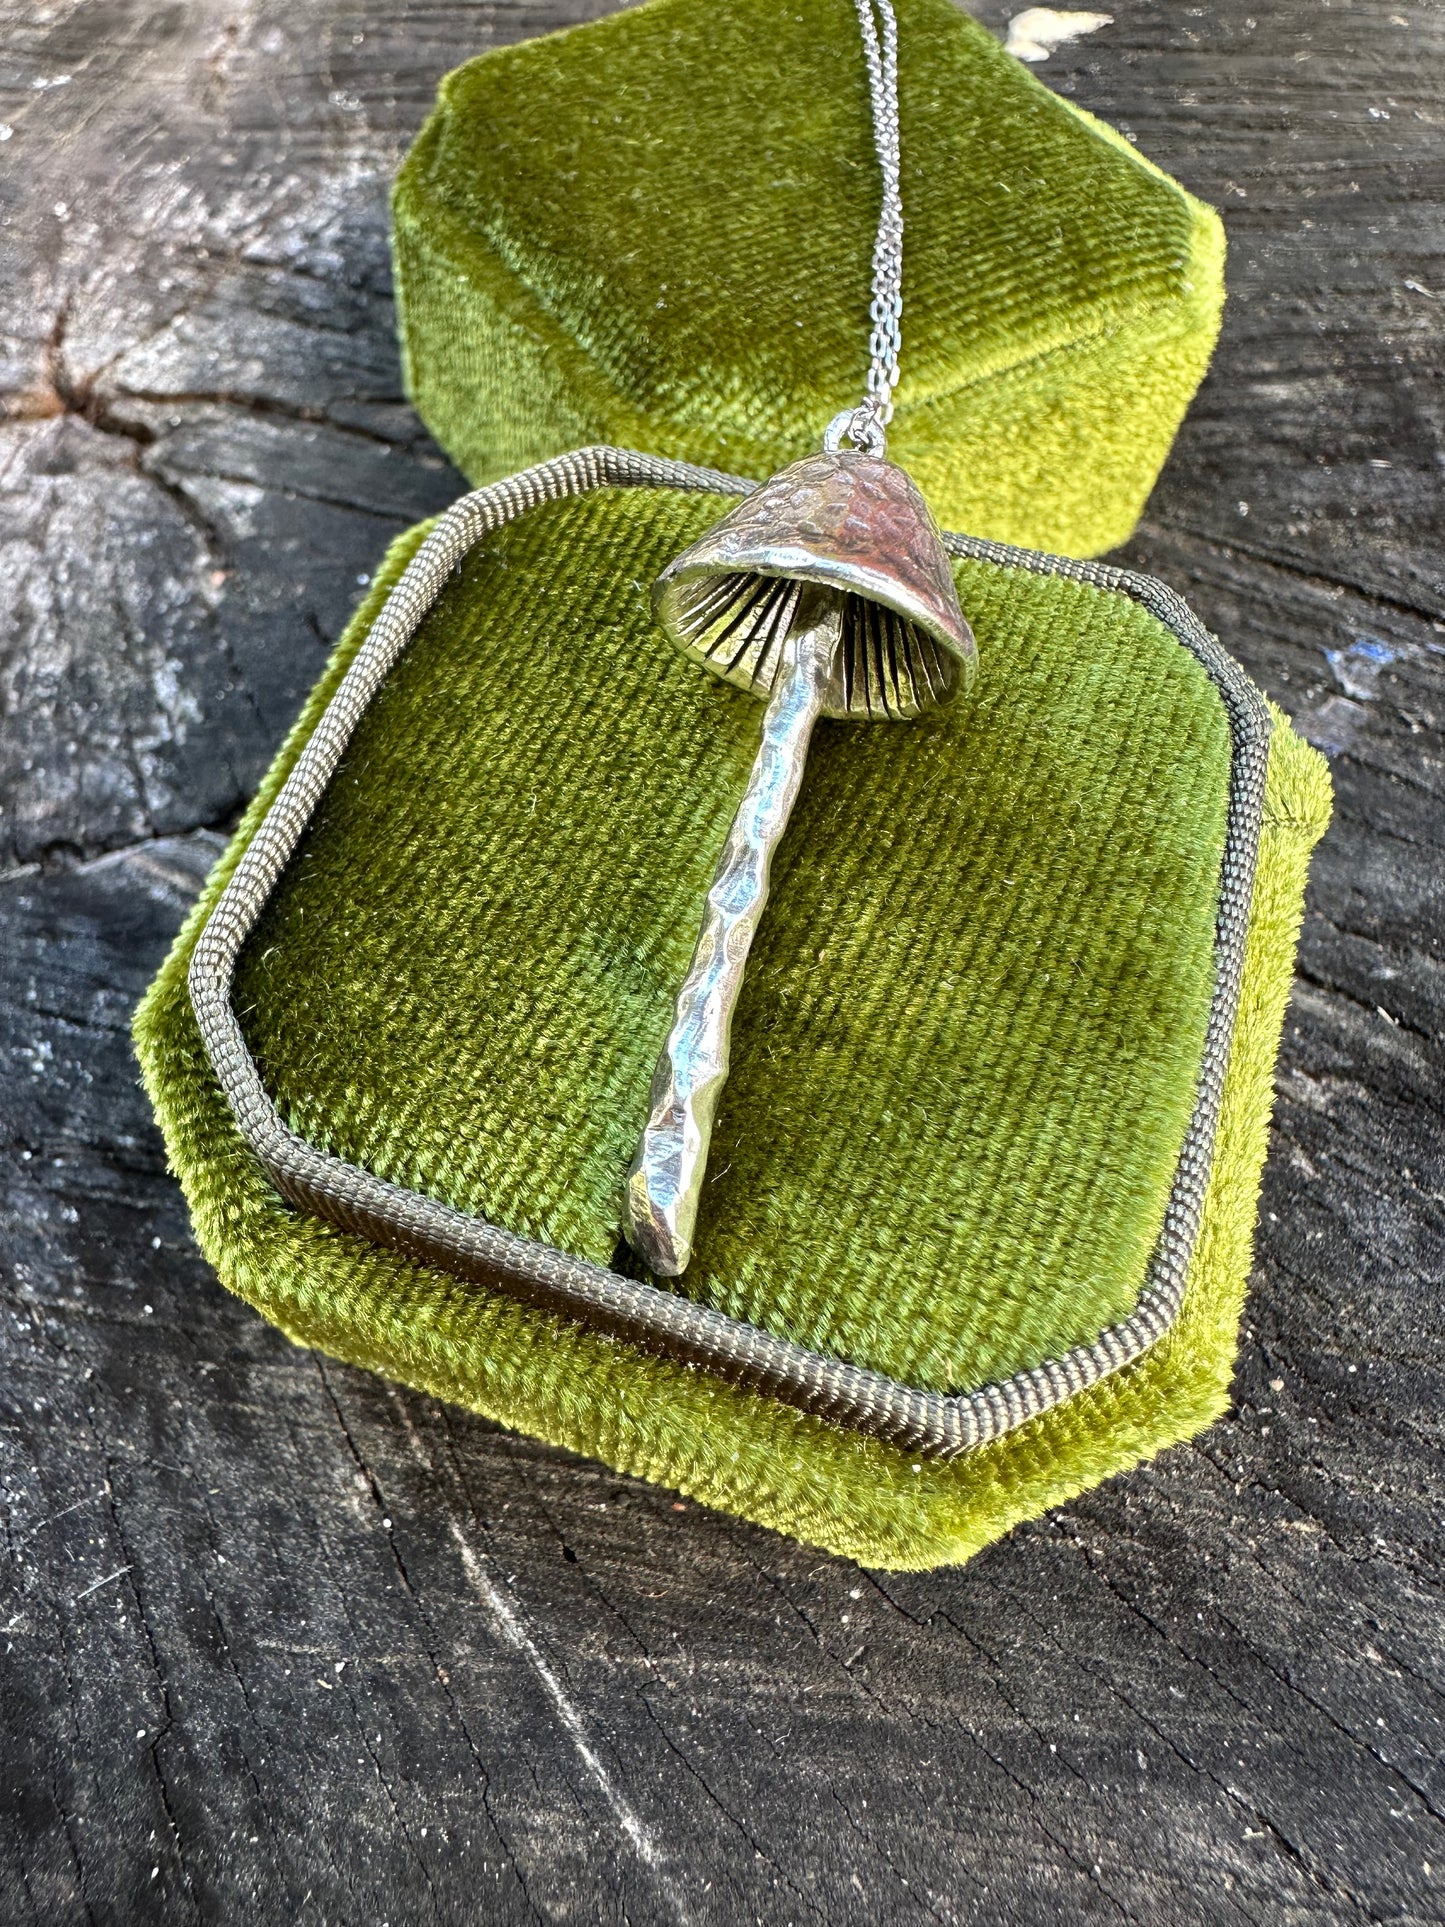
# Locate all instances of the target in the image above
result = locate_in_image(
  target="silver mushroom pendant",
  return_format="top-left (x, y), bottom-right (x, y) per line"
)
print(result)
top-left (623, 439), bottom-right (977, 1276)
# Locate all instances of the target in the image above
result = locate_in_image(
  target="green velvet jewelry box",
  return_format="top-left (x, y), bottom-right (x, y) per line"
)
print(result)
top-left (391, 0), bottom-right (1226, 555)
top-left (135, 456), bottom-right (1331, 1569)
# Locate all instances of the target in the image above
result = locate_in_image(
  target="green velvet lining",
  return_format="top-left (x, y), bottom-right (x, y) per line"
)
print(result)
top-left (134, 498), bottom-right (1331, 1568)
top-left (236, 488), bottom-right (1226, 1388)
top-left (392, 0), bottom-right (1225, 553)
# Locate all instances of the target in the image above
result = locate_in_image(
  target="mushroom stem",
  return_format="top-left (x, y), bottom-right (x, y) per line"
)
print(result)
top-left (624, 593), bottom-right (843, 1276)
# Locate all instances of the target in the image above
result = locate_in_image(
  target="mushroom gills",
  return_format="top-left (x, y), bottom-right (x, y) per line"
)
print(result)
top-left (667, 570), bottom-right (959, 720)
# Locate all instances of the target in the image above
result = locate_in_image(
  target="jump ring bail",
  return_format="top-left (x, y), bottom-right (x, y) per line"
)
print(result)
top-left (823, 404), bottom-right (887, 459)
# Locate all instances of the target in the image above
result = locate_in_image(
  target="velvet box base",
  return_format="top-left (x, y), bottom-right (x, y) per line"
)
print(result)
top-left (135, 473), bottom-right (1330, 1569)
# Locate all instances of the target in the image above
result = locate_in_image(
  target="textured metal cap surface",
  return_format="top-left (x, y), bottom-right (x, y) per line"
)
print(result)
top-left (653, 450), bottom-right (978, 721)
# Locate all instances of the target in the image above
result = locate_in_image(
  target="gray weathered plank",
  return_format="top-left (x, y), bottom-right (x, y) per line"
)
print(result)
top-left (1, 1), bottom-right (1441, 1921)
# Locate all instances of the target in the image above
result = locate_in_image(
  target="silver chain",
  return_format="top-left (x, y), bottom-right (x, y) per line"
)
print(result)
top-left (825, 0), bottom-right (903, 459)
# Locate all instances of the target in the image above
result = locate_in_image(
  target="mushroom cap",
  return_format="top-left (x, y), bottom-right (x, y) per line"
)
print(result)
top-left (653, 451), bottom-right (977, 721)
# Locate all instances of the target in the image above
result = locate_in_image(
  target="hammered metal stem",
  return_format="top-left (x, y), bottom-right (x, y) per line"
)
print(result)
top-left (623, 598), bottom-right (843, 1276)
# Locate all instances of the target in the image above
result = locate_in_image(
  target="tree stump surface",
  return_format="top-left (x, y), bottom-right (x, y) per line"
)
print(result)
top-left (1, 3), bottom-right (1441, 1921)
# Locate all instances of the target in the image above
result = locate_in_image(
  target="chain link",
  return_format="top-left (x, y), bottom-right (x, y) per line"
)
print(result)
top-left (830, 0), bottom-right (902, 458)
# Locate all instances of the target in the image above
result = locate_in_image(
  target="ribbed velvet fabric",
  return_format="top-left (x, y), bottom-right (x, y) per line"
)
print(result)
top-left (391, 0), bottom-right (1226, 554)
top-left (134, 492), bottom-right (1331, 1568)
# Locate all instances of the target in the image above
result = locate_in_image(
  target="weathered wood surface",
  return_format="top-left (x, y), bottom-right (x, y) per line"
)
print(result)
top-left (1, 0), bottom-right (1441, 1919)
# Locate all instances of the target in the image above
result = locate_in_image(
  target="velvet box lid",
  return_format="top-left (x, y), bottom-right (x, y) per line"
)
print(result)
top-left (391, 0), bottom-right (1225, 555)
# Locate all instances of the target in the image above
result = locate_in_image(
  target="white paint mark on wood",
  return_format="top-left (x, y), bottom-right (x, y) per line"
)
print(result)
top-left (73, 1565), bottom-right (130, 1602)
top-left (449, 1526), bottom-right (693, 1923)
top-left (380, 1386), bottom-right (692, 1921)
top-left (1326, 636), bottom-right (1395, 702)
top-left (1005, 8), bottom-right (1113, 61)
top-left (1293, 693), bottom-right (1367, 758)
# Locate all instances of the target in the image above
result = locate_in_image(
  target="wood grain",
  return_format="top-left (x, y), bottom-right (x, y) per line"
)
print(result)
top-left (1, 2), bottom-right (1441, 1920)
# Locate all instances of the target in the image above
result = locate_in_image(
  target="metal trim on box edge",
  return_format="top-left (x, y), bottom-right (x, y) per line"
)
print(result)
top-left (188, 446), bottom-right (1271, 1459)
